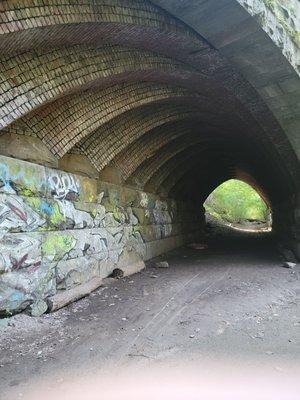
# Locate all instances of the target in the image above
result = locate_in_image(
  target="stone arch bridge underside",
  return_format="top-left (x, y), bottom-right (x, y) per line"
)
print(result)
top-left (0, 0), bottom-right (299, 315)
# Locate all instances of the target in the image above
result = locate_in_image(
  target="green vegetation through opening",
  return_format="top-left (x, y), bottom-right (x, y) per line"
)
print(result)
top-left (204, 179), bottom-right (271, 226)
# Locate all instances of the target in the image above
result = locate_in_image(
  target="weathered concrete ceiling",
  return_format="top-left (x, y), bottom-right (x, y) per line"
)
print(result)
top-left (0, 0), bottom-right (299, 207)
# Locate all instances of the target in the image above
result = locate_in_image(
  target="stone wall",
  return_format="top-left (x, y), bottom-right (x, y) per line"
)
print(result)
top-left (238, 0), bottom-right (300, 75)
top-left (0, 155), bottom-right (201, 315)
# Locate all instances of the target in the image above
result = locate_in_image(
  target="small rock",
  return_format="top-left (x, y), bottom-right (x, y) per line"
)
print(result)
top-left (0, 318), bottom-right (9, 328)
top-left (189, 334), bottom-right (195, 339)
top-left (155, 261), bottom-right (169, 268)
top-left (30, 299), bottom-right (48, 317)
top-left (187, 243), bottom-right (208, 250)
top-left (109, 268), bottom-right (124, 279)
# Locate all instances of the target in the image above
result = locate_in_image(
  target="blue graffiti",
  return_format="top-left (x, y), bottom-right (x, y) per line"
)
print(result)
top-left (0, 163), bottom-right (15, 193)
top-left (40, 200), bottom-right (54, 216)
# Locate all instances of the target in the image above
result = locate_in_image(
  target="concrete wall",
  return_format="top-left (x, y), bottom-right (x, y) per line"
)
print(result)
top-left (0, 156), bottom-right (202, 315)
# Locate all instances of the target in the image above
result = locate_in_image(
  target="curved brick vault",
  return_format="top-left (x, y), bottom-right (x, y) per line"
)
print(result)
top-left (0, 0), bottom-right (299, 314)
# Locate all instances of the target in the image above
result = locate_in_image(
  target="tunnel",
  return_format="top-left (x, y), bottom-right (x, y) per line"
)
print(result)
top-left (0, 0), bottom-right (299, 316)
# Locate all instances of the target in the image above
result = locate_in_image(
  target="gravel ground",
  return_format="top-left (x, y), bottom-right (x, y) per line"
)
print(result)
top-left (0, 222), bottom-right (299, 400)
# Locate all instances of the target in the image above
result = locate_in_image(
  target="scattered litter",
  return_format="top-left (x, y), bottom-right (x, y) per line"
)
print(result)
top-left (155, 261), bottom-right (169, 268)
top-left (189, 334), bottom-right (195, 338)
top-left (108, 303), bottom-right (115, 307)
top-left (187, 243), bottom-right (208, 250)
top-left (37, 351), bottom-right (43, 358)
top-left (150, 275), bottom-right (158, 278)
top-left (121, 317), bottom-right (127, 321)
top-left (281, 262), bottom-right (297, 269)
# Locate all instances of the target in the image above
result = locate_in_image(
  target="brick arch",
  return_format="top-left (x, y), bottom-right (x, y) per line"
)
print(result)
top-left (144, 143), bottom-right (231, 194)
top-left (113, 120), bottom-right (219, 181)
top-left (0, 0), bottom-right (298, 193)
top-left (1, 44), bottom-right (215, 129)
top-left (76, 105), bottom-right (201, 171)
top-left (7, 83), bottom-right (205, 157)
top-left (160, 145), bottom-right (285, 205)
top-left (127, 132), bottom-right (225, 189)
top-left (0, 0), bottom-right (199, 50)
top-left (74, 102), bottom-right (241, 172)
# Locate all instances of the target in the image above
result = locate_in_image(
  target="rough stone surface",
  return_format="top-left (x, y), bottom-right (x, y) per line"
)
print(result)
top-left (0, 0), bottom-right (299, 313)
top-left (0, 155), bottom-right (201, 315)
top-left (30, 300), bottom-right (48, 317)
top-left (58, 154), bottom-right (98, 179)
top-left (0, 132), bottom-right (58, 168)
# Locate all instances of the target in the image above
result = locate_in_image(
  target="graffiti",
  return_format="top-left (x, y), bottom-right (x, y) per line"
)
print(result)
top-left (139, 192), bottom-right (148, 208)
top-left (0, 156), bottom-right (195, 315)
top-left (48, 171), bottom-right (80, 200)
top-left (10, 253), bottom-right (28, 270)
top-left (42, 233), bottom-right (76, 262)
top-left (0, 233), bottom-right (41, 273)
top-left (0, 195), bottom-right (45, 232)
top-left (6, 200), bottom-right (27, 221)
top-left (0, 163), bottom-right (14, 193)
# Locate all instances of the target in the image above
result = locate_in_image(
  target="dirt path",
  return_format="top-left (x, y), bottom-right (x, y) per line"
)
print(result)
top-left (0, 226), bottom-right (299, 399)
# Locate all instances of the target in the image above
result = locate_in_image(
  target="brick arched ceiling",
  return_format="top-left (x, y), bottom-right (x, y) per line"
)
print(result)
top-left (0, 0), bottom-right (299, 208)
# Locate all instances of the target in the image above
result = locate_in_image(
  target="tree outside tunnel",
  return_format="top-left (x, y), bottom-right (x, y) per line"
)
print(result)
top-left (204, 179), bottom-right (272, 229)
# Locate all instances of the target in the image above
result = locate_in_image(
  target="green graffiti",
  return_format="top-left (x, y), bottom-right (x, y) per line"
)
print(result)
top-left (42, 234), bottom-right (76, 261)
top-left (113, 209), bottom-right (123, 223)
top-left (20, 187), bottom-right (35, 197)
top-left (133, 225), bottom-right (141, 233)
top-left (25, 197), bottom-right (65, 228)
top-left (49, 203), bottom-right (65, 226)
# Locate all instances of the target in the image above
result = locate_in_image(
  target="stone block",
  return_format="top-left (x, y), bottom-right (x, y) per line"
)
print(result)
top-left (59, 154), bottom-right (98, 179)
top-left (0, 259), bottom-right (56, 315)
top-left (116, 249), bottom-right (145, 276)
top-left (0, 155), bottom-right (47, 197)
top-left (0, 232), bottom-right (42, 273)
top-left (99, 165), bottom-right (123, 185)
top-left (56, 257), bottom-right (100, 290)
top-left (0, 132), bottom-right (58, 168)
top-left (0, 193), bottom-right (46, 233)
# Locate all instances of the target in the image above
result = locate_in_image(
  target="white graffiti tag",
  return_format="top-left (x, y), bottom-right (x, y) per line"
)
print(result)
top-left (48, 172), bottom-right (80, 200)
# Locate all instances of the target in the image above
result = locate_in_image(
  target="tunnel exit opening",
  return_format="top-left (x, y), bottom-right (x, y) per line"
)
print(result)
top-left (203, 179), bottom-right (272, 233)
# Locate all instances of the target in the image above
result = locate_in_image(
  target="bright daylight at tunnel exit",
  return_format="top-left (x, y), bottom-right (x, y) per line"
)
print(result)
top-left (0, 1), bottom-right (299, 399)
